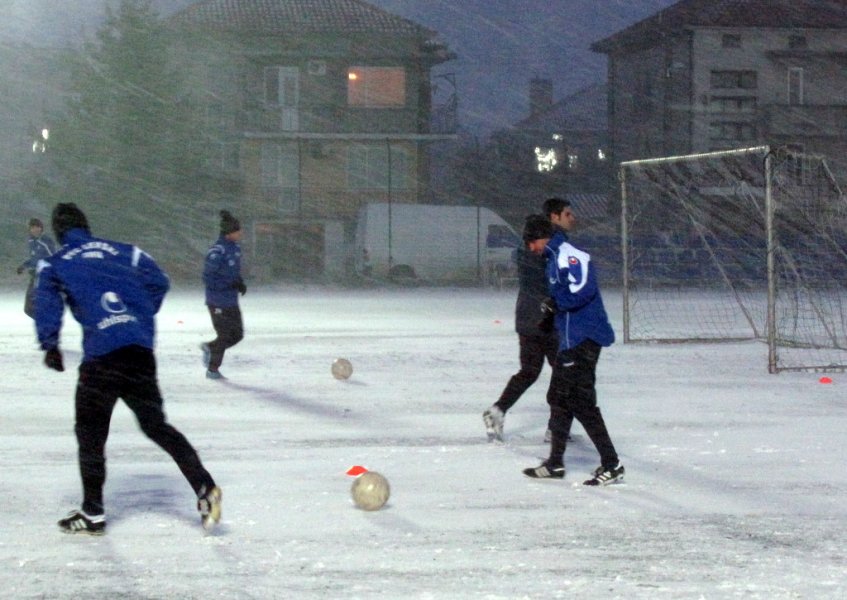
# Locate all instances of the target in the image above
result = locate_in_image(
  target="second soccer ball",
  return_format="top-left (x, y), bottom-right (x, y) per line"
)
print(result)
top-left (331, 358), bottom-right (353, 380)
top-left (351, 471), bottom-right (390, 511)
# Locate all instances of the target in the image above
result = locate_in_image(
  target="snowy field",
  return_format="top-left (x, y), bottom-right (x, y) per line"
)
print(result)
top-left (1, 285), bottom-right (845, 599)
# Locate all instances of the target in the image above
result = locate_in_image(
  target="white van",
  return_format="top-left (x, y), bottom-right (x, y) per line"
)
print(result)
top-left (354, 203), bottom-right (520, 284)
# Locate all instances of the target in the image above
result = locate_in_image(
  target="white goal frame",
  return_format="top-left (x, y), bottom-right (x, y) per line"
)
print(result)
top-left (620, 145), bottom-right (847, 373)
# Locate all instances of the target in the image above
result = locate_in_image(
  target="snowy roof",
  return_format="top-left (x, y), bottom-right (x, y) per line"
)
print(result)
top-left (567, 192), bottom-right (610, 222)
top-left (169, 0), bottom-right (434, 37)
top-left (592, 0), bottom-right (847, 53)
top-left (514, 83), bottom-right (607, 133)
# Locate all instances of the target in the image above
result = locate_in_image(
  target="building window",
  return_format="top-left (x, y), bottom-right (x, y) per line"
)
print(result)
top-left (261, 142), bottom-right (300, 213)
top-left (347, 144), bottom-right (410, 190)
top-left (263, 66), bottom-right (300, 130)
top-left (722, 34), bottom-right (741, 48)
top-left (709, 96), bottom-right (757, 113)
top-left (534, 147), bottom-right (558, 172)
top-left (709, 121), bottom-right (757, 142)
top-left (710, 70), bottom-right (757, 90)
top-left (347, 67), bottom-right (406, 107)
top-left (264, 67), bottom-right (279, 104)
top-left (789, 35), bottom-right (808, 50)
top-left (788, 67), bottom-right (804, 106)
top-left (206, 141), bottom-right (240, 172)
top-left (264, 66), bottom-right (300, 108)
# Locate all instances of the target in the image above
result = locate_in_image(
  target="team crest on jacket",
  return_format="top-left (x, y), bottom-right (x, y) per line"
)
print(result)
top-left (101, 291), bottom-right (127, 314)
top-left (569, 256), bottom-right (578, 265)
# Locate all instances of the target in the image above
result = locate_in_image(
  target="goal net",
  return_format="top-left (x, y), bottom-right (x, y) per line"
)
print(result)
top-left (620, 145), bottom-right (847, 373)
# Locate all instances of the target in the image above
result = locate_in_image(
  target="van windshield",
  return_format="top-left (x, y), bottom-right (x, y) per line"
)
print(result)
top-left (486, 225), bottom-right (519, 249)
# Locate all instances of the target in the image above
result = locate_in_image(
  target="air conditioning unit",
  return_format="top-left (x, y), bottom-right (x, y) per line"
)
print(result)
top-left (307, 60), bottom-right (327, 76)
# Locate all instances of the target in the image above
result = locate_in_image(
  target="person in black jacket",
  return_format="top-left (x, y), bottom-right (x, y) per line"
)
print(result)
top-left (483, 199), bottom-right (574, 442)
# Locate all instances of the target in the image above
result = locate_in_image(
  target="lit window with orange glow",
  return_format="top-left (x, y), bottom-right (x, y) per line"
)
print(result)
top-left (348, 67), bottom-right (405, 107)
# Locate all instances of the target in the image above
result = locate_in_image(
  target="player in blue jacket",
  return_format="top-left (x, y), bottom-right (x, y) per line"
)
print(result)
top-left (201, 209), bottom-right (246, 379)
top-left (17, 217), bottom-right (56, 318)
top-left (519, 214), bottom-right (625, 486)
top-left (35, 203), bottom-right (221, 534)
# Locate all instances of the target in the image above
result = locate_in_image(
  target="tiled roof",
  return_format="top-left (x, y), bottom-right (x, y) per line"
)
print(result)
top-left (567, 193), bottom-right (610, 222)
top-left (168, 0), bottom-right (433, 37)
top-left (514, 83), bottom-right (607, 132)
top-left (592, 0), bottom-right (847, 52)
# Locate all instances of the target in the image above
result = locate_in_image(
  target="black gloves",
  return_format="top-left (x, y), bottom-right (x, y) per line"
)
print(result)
top-left (540, 297), bottom-right (557, 315)
top-left (16, 265), bottom-right (24, 275)
top-left (44, 348), bottom-right (65, 372)
top-left (234, 278), bottom-right (247, 296)
top-left (538, 297), bottom-right (557, 333)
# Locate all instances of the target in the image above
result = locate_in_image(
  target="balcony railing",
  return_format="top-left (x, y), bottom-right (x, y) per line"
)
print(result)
top-left (759, 104), bottom-right (847, 137)
top-left (238, 101), bottom-right (457, 136)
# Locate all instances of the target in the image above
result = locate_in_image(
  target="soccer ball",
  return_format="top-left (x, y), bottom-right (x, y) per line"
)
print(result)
top-left (351, 471), bottom-right (390, 511)
top-left (331, 358), bottom-right (353, 380)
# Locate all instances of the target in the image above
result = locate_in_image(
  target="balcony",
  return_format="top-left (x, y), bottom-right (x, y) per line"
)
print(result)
top-left (759, 104), bottom-right (847, 137)
top-left (239, 101), bottom-right (457, 137)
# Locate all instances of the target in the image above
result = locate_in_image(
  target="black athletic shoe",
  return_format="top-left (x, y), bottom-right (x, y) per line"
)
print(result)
top-left (583, 463), bottom-right (625, 486)
top-left (58, 510), bottom-right (106, 535)
top-left (522, 462), bottom-right (565, 479)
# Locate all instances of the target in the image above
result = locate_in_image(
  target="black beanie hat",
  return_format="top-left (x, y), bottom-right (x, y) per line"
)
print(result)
top-left (220, 209), bottom-right (241, 235)
top-left (28, 217), bottom-right (43, 229)
top-left (522, 214), bottom-right (553, 243)
top-left (52, 203), bottom-right (90, 243)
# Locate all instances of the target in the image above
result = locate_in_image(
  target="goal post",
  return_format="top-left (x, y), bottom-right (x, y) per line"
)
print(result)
top-left (620, 145), bottom-right (847, 373)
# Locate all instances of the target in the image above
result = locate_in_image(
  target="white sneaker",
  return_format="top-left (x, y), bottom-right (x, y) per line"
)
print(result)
top-left (197, 485), bottom-right (222, 531)
top-left (482, 406), bottom-right (505, 442)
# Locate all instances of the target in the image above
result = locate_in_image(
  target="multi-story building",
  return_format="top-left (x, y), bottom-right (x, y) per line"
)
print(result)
top-left (591, 0), bottom-right (847, 181)
top-left (510, 80), bottom-right (611, 222)
top-left (167, 0), bottom-right (455, 280)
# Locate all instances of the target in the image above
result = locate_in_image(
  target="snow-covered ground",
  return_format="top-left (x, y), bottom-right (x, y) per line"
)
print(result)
top-left (1, 285), bottom-right (844, 599)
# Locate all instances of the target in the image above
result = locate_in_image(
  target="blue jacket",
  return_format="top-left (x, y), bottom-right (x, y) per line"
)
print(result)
top-left (35, 228), bottom-right (169, 361)
top-left (203, 236), bottom-right (242, 307)
top-left (21, 234), bottom-right (56, 275)
top-left (545, 231), bottom-right (615, 350)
